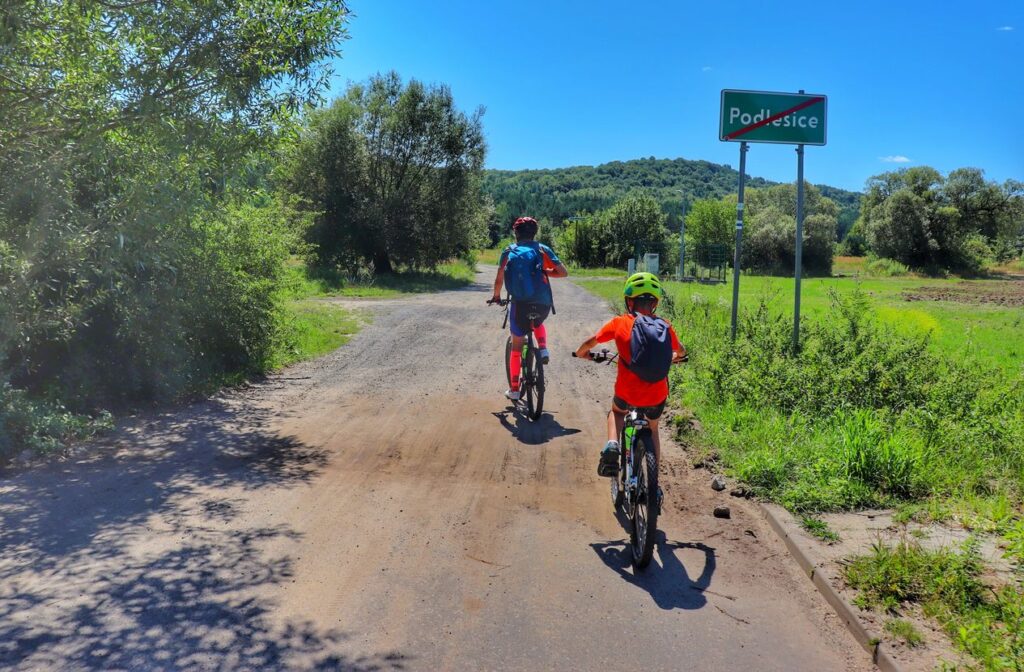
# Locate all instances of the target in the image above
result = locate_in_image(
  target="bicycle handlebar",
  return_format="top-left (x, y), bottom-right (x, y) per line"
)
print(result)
top-left (572, 349), bottom-right (689, 364)
top-left (486, 298), bottom-right (509, 307)
top-left (572, 349), bottom-right (617, 363)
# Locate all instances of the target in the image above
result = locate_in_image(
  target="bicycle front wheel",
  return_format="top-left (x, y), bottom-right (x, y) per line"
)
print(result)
top-left (631, 431), bottom-right (659, 569)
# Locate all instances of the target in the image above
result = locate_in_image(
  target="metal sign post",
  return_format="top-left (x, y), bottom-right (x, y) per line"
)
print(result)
top-left (678, 195), bottom-right (688, 280)
top-left (730, 141), bottom-right (748, 340)
top-left (794, 142), bottom-right (805, 351)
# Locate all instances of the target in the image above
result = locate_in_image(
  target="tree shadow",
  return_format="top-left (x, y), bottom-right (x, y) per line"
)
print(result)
top-left (0, 397), bottom-right (408, 670)
top-left (590, 530), bottom-right (716, 611)
top-left (491, 408), bottom-right (581, 445)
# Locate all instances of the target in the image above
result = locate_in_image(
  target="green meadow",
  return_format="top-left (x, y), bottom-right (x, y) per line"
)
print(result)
top-left (578, 271), bottom-right (1024, 375)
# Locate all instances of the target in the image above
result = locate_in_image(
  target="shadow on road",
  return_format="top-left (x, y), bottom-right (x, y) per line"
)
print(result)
top-left (492, 408), bottom-right (581, 445)
top-left (0, 398), bottom-right (408, 671)
top-left (590, 530), bottom-right (716, 611)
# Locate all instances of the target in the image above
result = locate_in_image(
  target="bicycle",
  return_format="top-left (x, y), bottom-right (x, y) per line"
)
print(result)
top-left (573, 348), bottom-right (663, 569)
top-left (488, 296), bottom-right (545, 421)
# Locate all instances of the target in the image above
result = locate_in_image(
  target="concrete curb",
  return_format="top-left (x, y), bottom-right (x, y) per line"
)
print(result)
top-left (758, 503), bottom-right (902, 672)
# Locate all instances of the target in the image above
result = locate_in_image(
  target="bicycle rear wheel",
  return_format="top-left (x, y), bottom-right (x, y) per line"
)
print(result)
top-left (504, 336), bottom-right (513, 388)
top-left (631, 430), bottom-right (659, 569)
top-left (524, 342), bottom-right (544, 421)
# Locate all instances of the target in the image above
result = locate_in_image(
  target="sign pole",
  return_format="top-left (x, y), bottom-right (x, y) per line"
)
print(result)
top-left (678, 197), bottom-right (687, 280)
top-left (793, 142), bottom-right (805, 352)
top-left (730, 141), bottom-right (748, 340)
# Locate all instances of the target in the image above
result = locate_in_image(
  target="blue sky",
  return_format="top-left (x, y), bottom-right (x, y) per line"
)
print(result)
top-left (327, 0), bottom-right (1023, 192)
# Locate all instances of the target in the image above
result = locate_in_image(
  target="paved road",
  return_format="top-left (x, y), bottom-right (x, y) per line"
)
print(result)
top-left (0, 267), bottom-right (870, 671)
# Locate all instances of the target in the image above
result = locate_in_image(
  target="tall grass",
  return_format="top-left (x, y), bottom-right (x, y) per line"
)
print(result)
top-left (664, 287), bottom-right (1024, 521)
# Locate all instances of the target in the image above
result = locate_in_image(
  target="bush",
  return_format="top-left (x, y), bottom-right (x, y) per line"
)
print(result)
top-left (3, 183), bottom-right (307, 411)
top-left (953, 233), bottom-right (994, 277)
top-left (866, 256), bottom-right (910, 277)
top-left (0, 384), bottom-right (112, 462)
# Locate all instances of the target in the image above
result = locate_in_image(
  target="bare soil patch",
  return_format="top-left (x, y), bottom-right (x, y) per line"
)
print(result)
top-left (903, 280), bottom-right (1024, 307)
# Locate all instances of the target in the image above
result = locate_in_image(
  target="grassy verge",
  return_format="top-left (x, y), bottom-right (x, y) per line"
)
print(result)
top-left (283, 259), bottom-right (476, 299)
top-left (274, 300), bottom-right (362, 368)
top-left (845, 539), bottom-right (1022, 668)
top-left (568, 265), bottom-right (628, 278)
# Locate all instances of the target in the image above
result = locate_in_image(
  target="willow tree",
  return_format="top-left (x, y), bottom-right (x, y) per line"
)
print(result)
top-left (283, 72), bottom-right (487, 273)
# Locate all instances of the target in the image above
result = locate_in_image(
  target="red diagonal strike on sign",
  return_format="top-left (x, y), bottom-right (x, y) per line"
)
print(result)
top-left (725, 96), bottom-right (825, 140)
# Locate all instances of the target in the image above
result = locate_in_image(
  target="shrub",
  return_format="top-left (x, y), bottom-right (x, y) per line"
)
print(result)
top-left (866, 256), bottom-right (910, 277)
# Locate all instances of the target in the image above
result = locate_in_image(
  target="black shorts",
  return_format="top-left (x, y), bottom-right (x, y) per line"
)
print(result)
top-left (510, 301), bottom-right (551, 337)
top-left (613, 396), bottom-right (666, 420)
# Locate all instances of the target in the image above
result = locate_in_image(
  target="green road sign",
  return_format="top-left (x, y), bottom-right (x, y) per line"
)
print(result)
top-left (719, 89), bottom-right (827, 145)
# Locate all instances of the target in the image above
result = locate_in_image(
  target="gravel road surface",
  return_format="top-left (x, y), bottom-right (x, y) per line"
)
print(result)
top-left (0, 266), bottom-right (871, 671)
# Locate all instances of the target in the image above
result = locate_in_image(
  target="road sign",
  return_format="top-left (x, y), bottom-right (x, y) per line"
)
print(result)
top-left (719, 90), bottom-right (827, 145)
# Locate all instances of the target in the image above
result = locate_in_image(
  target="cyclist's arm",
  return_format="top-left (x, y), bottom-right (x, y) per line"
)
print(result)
top-left (546, 262), bottom-right (569, 278)
top-left (541, 247), bottom-right (568, 278)
top-left (575, 318), bottom-right (617, 358)
top-left (669, 326), bottom-right (687, 363)
top-left (574, 335), bottom-right (601, 359)
top-left (491, 253), bottom-right (509, 301)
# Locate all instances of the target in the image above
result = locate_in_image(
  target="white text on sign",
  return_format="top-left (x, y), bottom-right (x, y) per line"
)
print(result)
top-left (728, 108), bottom-right (819, 129)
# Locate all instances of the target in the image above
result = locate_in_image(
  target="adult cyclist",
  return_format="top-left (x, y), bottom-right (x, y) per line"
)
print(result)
top-left (488, 216), bottom-right (568, 401)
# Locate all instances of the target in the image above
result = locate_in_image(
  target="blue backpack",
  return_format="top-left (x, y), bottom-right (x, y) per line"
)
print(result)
top-left (504, 243), bottom-right (545, 302)
top-left (627, 314), bottom-right (673, 383)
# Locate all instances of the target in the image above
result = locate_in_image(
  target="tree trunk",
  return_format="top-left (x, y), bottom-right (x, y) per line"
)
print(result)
top-left (373, 249), bottom-right (393, 275)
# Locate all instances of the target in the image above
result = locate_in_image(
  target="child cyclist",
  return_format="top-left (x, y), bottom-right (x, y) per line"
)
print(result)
top-left (574, 272), bottom-right (686, 475)
top-left (488, 216), bottom-right (568, 401)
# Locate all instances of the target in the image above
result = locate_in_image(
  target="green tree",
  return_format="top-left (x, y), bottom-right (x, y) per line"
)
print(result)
top-left (858, 166), bottom-right (1022, 272)
top-left (865, 189), bottom-right (934, 267)
top-left (731, 183), bottom-right (837, 275)
top-left (685, 199), bottom-right (733, 264)
top-left (282, 72), bottom-right (487, 272)
top-left (0, 1), bottom-right (348, 412)
top-left (599, 192), bottom-right (668, 268)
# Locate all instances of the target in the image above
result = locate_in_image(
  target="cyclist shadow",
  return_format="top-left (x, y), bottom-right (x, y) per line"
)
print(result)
top-left (491, 408), bottom-right (581, 446)
top-left (590, 528), bottom-right (716, 611)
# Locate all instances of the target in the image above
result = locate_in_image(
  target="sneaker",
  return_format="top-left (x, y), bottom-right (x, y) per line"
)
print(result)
top-left (597, 440), bottom-right (620, 477)
top-left (505, 388), bottom-right (521, 401)
top-left (538, 348), bottom-right (550, 365)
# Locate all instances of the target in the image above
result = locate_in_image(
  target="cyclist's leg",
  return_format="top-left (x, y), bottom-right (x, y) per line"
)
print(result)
top-left (598, 397), bottom-right (629, 475)
top-left (508, 303), bottom-right (527, 393)
top-left (608, 398), bottom-right (628, 444)
top-left (528, 304), bottom-right (552, 362)
top-left (641, 400), bottom-right (667, 463)
top-left (534, 322), bottom-right (547, 349)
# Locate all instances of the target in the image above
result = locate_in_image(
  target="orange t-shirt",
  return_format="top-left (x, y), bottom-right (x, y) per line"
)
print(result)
top-left (594, 314), bottom-right (681, 407)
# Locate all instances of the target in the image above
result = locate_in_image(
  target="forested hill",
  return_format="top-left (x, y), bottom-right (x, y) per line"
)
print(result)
top-left (483, 156), bottom-right (862, 232)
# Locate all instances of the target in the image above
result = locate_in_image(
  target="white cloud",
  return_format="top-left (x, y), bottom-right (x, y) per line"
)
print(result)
top-left (997, 25), bottom-right (1014, 31)
top-left (880, 155), bottom-right (912, 163)
top-left (701, 66), bottom-right (713, 72)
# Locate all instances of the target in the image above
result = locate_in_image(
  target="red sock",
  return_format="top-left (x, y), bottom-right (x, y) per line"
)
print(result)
top-left (510, 349), bottom-right (522, 390)
top-left (534, 323), bottom-right (548, 349)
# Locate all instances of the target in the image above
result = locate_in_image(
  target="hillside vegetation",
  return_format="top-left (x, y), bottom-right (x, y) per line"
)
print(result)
top-left (482, 156), bottom-right (861, 238)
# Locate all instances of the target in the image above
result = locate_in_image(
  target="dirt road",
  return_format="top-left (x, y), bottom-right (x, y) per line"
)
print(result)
top-left (1, 267), bottom-right (870, 671)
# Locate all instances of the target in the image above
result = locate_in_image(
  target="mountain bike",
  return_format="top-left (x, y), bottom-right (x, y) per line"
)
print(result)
top-left (488, 296), bottom-right (545, 421)
top-left (573, 348), bottom-right (661, 569)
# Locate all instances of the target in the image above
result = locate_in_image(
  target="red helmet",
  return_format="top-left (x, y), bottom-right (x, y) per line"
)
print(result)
top-left (512, 216), bottom-right (537, 230)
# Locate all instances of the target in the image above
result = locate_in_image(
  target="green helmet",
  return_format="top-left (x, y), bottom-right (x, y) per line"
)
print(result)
top-left (623, 271), bottom-right (663, 300)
